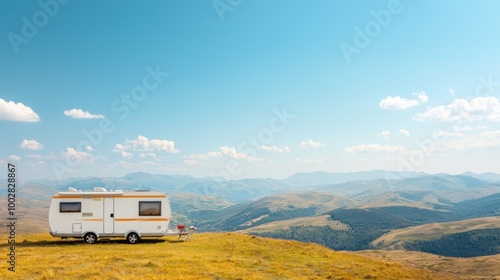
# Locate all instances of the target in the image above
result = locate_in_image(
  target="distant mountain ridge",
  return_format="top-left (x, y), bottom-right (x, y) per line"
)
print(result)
top-left (15, 170), bottom-right (500, 207)
top-left (460, 171), bottom-right (500, 182)
top-left (282, 170), bottom-right (426, 186)
top-left (41, 170), bottom-right (500, 200)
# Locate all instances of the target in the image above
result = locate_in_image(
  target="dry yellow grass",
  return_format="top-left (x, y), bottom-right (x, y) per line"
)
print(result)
top-left (358, 250), bottom-right (500, 280)
top-left (0, 232), bottom-right (449, 280)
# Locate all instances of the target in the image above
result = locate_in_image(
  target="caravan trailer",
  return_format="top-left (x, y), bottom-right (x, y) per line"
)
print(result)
top-left (49, 187), bottom-right (172, 244)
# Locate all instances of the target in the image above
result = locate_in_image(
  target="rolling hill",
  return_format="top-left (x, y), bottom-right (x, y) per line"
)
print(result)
top-left (371, 216), bottom-right (500, 250)
top-left (190, 192), bottom-right (355, 231)
top-left (239, 214), bottom-right (349, 233)
top-left (404, 228), bottom-right (500, 257)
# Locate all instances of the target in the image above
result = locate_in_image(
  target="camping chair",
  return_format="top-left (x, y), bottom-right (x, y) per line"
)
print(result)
top-left (177, 225), bottom-right (196, 241)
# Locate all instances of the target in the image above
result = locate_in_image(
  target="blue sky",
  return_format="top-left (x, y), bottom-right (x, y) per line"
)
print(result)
top-left (1, 0), bottom-right (500, 180)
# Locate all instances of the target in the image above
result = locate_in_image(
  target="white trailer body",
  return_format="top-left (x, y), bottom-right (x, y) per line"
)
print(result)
top-left (49, 188), bottom-right (171, 244)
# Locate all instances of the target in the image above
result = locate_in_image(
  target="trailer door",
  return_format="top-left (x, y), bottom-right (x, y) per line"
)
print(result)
top-left (103, 198), bottom-right (115, 234)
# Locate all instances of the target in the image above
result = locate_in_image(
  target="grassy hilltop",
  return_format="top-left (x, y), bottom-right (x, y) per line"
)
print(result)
top-left (0, 233), bottom-right (447, 280)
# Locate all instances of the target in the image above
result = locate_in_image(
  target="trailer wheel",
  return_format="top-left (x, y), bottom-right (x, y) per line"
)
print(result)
top-left (84, 233), bottom-right (97, 244)
top-left (127, 232), bottom-right (139, 244)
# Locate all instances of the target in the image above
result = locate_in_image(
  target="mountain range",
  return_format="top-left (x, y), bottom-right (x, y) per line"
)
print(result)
top-left (3, 170), bottom-right (499, 257)
top-left (16, 170), bottom-right (500, 201)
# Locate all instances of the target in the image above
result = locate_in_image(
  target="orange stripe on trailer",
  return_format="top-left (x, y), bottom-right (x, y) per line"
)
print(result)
top-left (52, 195), bottom-right (83, 199)
top-left (83, 218), bottom-right (104, 222)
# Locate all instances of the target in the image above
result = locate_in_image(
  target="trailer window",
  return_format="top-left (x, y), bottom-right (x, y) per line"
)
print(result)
top-left (60, 202), bottom-right (81, 213)
top-left (139, 201), bottom-right (161, 216)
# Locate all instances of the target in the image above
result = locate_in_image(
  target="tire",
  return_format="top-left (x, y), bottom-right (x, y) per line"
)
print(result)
top-left (84, 233), bottom-right (97, 244)
top-left (126, 232), bottom-right (139, 244)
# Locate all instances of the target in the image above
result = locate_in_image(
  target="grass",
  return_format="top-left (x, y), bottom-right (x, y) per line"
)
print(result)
top-left (0, 232), bottom-right (449, 280)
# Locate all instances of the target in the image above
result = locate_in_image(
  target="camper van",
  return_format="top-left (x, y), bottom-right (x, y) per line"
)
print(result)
top-left (49, 187), bottom-right (172, 244)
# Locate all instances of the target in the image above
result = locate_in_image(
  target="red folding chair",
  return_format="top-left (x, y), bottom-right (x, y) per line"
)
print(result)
top-left (177, 224), bottom-right (196, 241)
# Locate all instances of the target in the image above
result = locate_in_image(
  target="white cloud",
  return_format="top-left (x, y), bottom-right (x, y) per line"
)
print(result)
top-left (417, 91), bottom-right (429, 103)
top-left (379, 91), bottom-right (429, 110)
top-left (399, 129), bottom-right (410, 136)
top-left (184, 159), bottom-right (203, 166)
top-left (8, 155), bottom-right (21, 161)
top-left (129, 135), bottom-right (179, 153)
top-left (183, 151), bottom-right (218, 166)
top-left (84, 145), bottom-right (95, 151)
top-left (184, 147), bottom-right (262, 163)
top-left (61, 148), bottom-right (94, 163)
top-left (344, 144), bottom-right (405, 154)
top-left (139, 152), bottom-right (157, 159)
top-left (415, 97), bottom-right (500, 122)
top-left (298, 139), bottom-right (326, 148)
top-left (0, 98), bottom-right (40, 122)
top-left (261, 145), bottom-right (291, 153)
top-left (112, 144), bottom-right (133, 158)
top-left (113, 135), bottom-right (179, 157)
top-left (184, 151), bottom-right (220, 161)
top-left (20, 139), bottom-right (43, 150)
top-left (453, 124), bottom-right (488, 132)
top-left (378, 131), bottom-right (390, 140)
top-left (220, 146), bottom-right (263, 161)
top-left (121, 152), bottom-right (133, 158)
top-left (64, 108), bottom-right (105, 119)
top-left (433, 130), bottom-right (465, 138)
top-left (432, 129), bottom-right (500, 151)
top-left (294, 158), bottom-right (323, 164)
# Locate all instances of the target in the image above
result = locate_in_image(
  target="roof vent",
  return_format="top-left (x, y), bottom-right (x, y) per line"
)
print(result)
top-left (94, 187), bottom-right (107, 192)
top-left (68, 187), bottom-right (78, 192)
